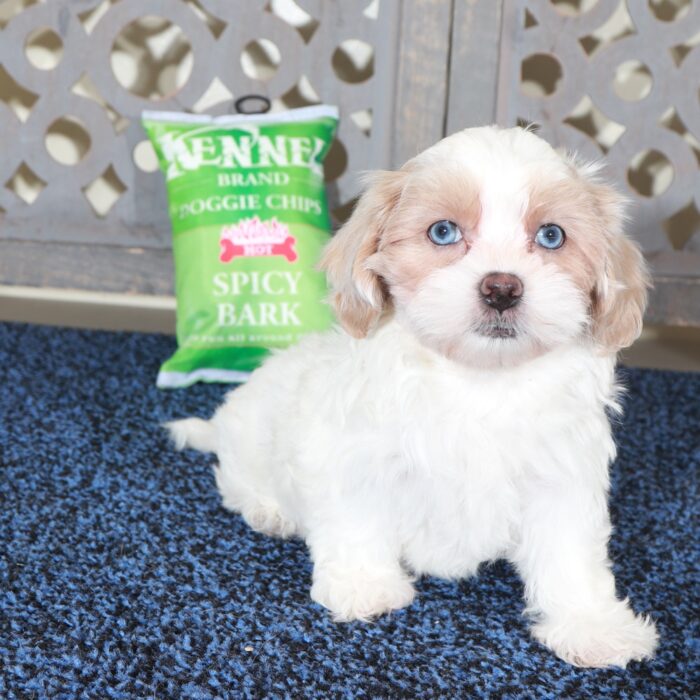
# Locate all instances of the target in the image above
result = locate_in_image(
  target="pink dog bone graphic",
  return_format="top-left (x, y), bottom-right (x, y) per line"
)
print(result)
top-left (220, 236), bottom-right (297, 263)
top-left (219, 217), bottom-right (298, 263)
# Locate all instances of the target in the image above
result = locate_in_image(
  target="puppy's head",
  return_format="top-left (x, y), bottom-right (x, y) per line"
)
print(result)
top-left (321, 126), bottom-right (649, 367)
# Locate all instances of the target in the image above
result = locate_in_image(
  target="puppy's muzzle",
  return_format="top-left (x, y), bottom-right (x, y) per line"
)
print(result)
top-left (479, 273), bottom-right (524, 313)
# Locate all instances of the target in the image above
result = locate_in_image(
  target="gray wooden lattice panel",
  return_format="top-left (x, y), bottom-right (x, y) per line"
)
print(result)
top-left (0, 0), bottom-right (430, 293)
top-left (494, 1), bottom-right (700, 284)
top-left (0, 0), bottom-right (403, 245)
top-left (446, 0), bottom-right (700, 324)
top-left (1, 0), bottom-right (697, 325)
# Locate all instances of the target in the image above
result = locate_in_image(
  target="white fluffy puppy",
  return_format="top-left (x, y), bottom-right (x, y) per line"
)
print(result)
top-left (168, 126), bottom-right (658, 668)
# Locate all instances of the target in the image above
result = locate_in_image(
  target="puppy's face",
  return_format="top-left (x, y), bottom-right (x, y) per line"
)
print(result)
top-left (322, 127), bottom-right (649, 366)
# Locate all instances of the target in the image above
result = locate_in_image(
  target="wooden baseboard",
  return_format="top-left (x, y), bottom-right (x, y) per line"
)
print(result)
top-left (0, 285), bottom-right (176, 334)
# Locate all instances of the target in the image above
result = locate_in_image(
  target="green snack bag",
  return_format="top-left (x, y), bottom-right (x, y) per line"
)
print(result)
top-left (142, 106), bottom-right (339, 388)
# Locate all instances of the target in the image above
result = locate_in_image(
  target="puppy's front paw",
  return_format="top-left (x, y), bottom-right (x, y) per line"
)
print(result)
top-left (311, 566), bottom-right (415, 622)
top-left (533, 605), bottom-right (658, 668)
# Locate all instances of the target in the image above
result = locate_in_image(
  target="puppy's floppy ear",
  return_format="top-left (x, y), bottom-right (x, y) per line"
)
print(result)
top-left (587, 177), bottom-right (650, 353)
top-left (319, 170), bottom-right (405, 337)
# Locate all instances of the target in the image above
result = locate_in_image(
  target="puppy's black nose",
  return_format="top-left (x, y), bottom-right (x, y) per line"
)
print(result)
top-left (479, 273), bottom-right (524, 312)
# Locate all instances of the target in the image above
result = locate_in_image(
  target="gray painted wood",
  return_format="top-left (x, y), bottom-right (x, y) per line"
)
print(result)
top-left (0, 240), bottom-right (174, 295)
top-left (497, 0), bottom-right (700, 274)
top-left (446, 0), bottom-right (505, 134)
top-left (491, 0), bottom-right (700, 325)
top-left (390, 0), bottom-right (454, 167)
top-left (1, 0), bottom-right (697, 326)
top-left (646, 277), bottom-right (700, 328)
top-left (0, 0), bottom-right (403, 254)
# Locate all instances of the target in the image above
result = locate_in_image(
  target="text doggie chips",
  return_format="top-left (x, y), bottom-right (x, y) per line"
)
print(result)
top-left (143, 105), bottom-right (339, 388)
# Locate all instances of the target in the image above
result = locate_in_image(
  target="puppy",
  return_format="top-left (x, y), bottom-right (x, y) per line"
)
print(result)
top-left (168, 126), bottom-right (658, 668)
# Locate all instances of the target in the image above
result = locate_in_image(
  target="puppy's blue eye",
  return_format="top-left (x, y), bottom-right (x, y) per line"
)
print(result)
top-left (535, 223), bottom-right (566, 250)
top-left (427, 220), bottom-right (462, 246)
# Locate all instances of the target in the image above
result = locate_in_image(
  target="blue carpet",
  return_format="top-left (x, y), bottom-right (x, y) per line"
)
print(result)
top-left (0, 321), bottom-right (698, 699)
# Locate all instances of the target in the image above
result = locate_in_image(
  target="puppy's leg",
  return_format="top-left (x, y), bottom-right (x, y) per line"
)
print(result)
top-left (512, 479), bottom-right (658, 668)
top-left (307, 519), bottom-right (415, 622)
top-left (215, 461), bottom-right (297, 539)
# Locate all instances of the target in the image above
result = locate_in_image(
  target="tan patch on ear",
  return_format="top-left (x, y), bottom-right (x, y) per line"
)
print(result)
top-left (319, 170), bottom-right (406, 337)
top-left (592, 229), bottom-right (650, 353)
top-left (581, 178), bottom-right (649, 352)
top-left (525, 177), bottom-right (604, 293)
top-left (368, 166), bottom-right (480, 300)
top-left (527, 166), bottom-right (649, 353)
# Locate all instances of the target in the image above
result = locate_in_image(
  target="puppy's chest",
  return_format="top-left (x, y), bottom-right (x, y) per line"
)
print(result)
top-left (389, 372), bottom-right (582, 574)
top-left (393, 368), bottom-right (574, 472)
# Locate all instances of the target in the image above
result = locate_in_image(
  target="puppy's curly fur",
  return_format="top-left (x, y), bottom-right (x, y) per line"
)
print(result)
top-left (168, 126), bottom-right (657, 668)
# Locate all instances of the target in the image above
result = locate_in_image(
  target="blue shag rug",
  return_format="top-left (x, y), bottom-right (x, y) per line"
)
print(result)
top-left (0, 321), bottom-right (698, 699)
